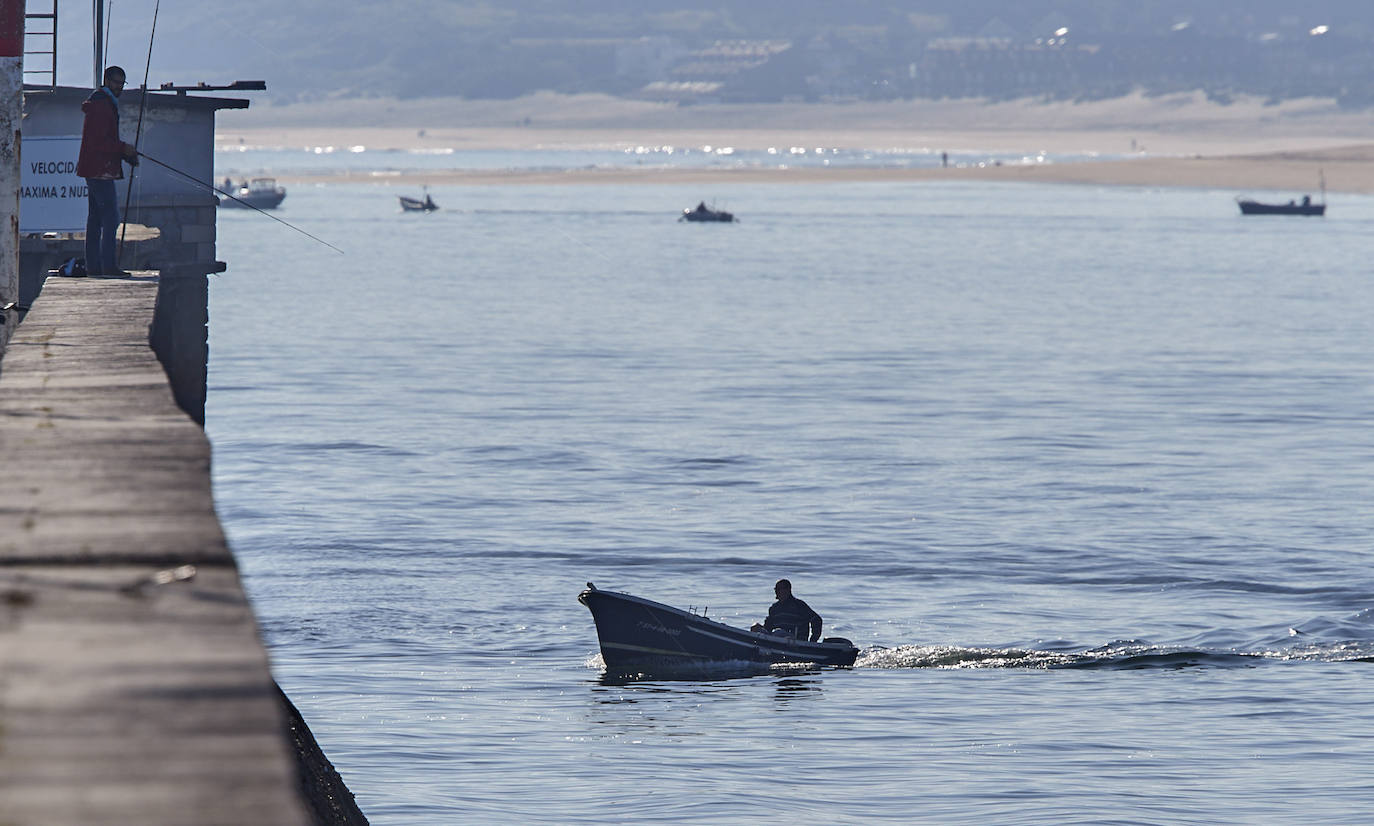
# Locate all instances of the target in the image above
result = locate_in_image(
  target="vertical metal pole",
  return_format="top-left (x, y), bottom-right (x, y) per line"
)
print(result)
top-left (94, 0), bottom-right (105, 86)
top-left (54, 0), bottom-right (59, 90)
top-left (0, 0), bottom-right (24, 342)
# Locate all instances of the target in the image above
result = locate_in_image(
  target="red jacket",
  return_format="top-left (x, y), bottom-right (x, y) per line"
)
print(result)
top-left (76, 88), bottom-right (131, 180)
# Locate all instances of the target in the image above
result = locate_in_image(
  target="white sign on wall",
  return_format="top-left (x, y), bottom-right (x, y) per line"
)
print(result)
top-left (20, 135), bottom-right (87, 233)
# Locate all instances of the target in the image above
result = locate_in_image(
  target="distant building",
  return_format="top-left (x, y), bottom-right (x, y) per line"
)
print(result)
top-left (638, 80), bottom-right (724, 103)
top-left (637, 39), bottom-right (791, 102)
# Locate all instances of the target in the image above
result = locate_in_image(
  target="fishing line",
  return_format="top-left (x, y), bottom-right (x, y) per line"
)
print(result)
top-left (137, 151), bottom-right (346, 255)
top-left (547, 221), bottom-right (619, 267)
top-left (118, 0), bottom-right (158, 268)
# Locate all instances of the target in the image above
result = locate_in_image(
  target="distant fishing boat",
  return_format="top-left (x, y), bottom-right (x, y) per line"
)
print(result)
top-left (680, 201), bottom-right (735, 223)
top-left (1237, 170), bottom-right (1326, 216)
top-left (1236, 195), bottom-right (1325, 216)
top-left (400, 189), bottom-right (439, 212)
top-left (219, 177), bottom-right (286, 210)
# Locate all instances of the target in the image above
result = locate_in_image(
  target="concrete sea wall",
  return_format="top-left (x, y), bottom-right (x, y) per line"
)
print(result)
top-left (0, 274), bottom-right (366, 825)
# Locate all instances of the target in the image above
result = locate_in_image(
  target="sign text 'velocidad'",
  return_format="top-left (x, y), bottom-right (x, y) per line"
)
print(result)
top-left (31, 159), bottom-right (77, 174)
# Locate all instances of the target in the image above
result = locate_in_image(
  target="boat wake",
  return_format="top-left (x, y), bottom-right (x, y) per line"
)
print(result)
top-left (857, 639), bottom-right (1374, 670)
top-left (583, 638), bottom-right (1374, 682)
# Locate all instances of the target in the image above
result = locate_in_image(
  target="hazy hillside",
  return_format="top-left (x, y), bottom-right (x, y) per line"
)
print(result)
top-left (58, 1), bottom-right (1374, 106)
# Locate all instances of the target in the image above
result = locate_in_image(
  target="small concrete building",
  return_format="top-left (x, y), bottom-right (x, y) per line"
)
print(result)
top-left (19, 86), bottom-right (248, 422)
top-left (20, 85), bottom-right (243, 281)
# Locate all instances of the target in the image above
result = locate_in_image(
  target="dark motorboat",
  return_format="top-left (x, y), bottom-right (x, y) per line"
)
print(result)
top-left (1237, 195), bottom-right (1325, 216)
top-left (400, 192), bottom-right (439, 212)
top-left (219, 177), bottom-right (286, 210)
top-left (578, 583), bottom-right (859, 672)
top-left (1238, 171), bottom-right (1326, 216)
top-left (679, 201), bottom-right (735, 223)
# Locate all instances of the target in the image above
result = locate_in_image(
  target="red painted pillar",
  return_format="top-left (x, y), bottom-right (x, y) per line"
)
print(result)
top-left (0, 1), bottom-right (19, 56)
top-left (0, 0), bottom-right (21, 340)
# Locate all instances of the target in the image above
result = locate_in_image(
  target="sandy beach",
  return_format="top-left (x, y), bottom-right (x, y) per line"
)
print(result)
top-left (215, 92), bottom-right (1374, 192)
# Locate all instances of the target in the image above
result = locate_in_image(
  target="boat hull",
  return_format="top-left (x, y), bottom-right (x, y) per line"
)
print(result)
top-left (1237, 200), bottom-right (1324, 216)
top-left (578, 586), bottom-right (858, 671)
top-left (220, 190), bottom-right (286, 210)
top-left (680, 208), bottom-right (734, 222)
top-left (400, 196), bottom-right (438, 212)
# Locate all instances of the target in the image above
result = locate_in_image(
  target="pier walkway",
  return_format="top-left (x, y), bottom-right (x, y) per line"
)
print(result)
top-left (0, 276), bottom-right (312, 825)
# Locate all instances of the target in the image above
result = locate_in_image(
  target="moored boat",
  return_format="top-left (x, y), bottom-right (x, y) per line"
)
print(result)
top-left (578, 583), bottom-right (858, 672)
top-left (679, 201), bottom-right (735, 223)
top-left (219, 177), bottom-right (286, 210)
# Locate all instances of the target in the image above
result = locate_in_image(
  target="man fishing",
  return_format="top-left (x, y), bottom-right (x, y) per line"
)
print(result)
top-left (77, 66), bottom-right (138, 276)
top-left (752, 579), bottom-right (824, 642)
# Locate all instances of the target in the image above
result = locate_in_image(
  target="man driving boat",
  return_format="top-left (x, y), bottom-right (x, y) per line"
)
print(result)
top-left (751, 579), bottom-right (823, 642)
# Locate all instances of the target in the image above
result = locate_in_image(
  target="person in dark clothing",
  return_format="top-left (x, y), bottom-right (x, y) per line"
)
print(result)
top-left (76, 65), bottom-right (138, 276)
top-left (752, 579), bottom-right (823, 642)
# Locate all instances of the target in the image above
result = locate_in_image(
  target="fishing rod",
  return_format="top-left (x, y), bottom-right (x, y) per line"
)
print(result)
top-left (118, 0), bottom-right (159, 268)
top-left (103, 1), bottom-right (113, 68)
top-left (137, 151), bottom-right (346, 255)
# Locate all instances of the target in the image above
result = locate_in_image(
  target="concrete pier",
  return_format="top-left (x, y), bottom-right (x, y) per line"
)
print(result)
top-left (0, 1), bottom-right (20, 353)
top-left (0, 275), bottom-right (322, 825)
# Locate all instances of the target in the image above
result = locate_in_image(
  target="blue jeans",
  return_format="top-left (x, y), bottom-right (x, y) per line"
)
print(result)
top-left (85, 178), bottom-right (119, 275)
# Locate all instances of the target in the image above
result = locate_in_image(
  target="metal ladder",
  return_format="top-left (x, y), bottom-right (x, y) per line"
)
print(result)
top-left (23, 0), bottom-right (58, 92)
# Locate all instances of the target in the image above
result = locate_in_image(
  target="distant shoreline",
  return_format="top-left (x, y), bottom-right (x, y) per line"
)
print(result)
top-left (215, 142), bottom-right (1372, 194)
top-left (214, 91), bottom-right (1374, 192)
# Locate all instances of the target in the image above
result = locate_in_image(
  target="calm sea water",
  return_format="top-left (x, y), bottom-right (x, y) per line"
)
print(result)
top-left (207, 151), bottom-right (1374, 825)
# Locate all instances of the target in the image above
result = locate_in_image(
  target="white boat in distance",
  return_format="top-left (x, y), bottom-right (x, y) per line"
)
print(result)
top-left (219, 177), bottom-right (286, 210)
